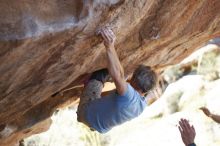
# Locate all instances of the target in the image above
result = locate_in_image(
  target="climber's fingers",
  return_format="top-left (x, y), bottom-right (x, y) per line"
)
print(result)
top-left (107, 28), bottom-right (116, 39)
top-left (98, 27), bottom-right (116, 48)
top-left (96, 28), bottom-right (101, 35)
top-left (100, 29), bottom-right (110, 42)
top-left (100, 28), bottom-right (113, 43)
top-left (104, 29), bottom-right (114, 42)
top-left (104, 28), bottom-right (116, 41)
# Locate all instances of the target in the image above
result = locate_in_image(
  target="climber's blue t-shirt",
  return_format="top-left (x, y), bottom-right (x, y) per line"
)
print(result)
top-left (85, 83), bottom-right (147, 133)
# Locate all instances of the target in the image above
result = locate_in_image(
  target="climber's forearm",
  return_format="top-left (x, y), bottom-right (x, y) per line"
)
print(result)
top-left (106, 46), bottom-right (126, 95)
top-left (106, 46), bottom-right (124, 80)
top-left (210, 114), bottom-right (220, 123)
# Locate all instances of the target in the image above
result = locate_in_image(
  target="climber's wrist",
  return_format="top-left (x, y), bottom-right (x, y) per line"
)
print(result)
top-left (106, 45), bottom-right (115, 50)
top-left (188, 143), bottom-right (196, 146)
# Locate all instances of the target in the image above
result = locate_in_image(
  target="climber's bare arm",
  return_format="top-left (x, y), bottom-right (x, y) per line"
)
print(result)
top-left (99, 27), bottom-right (127, 95)
top-left (200, 107), bottom-right (220, 123)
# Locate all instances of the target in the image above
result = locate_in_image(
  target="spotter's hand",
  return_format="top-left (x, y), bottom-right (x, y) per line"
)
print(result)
top-left (178, 118), bottom-right (196, 146)
top-left (200, 107), bottom-right (211, 117)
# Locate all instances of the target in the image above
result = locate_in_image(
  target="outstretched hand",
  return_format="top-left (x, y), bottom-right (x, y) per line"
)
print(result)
top-left (97, 27), bottom-right (116, 48)
top-left (200, 107), bottom-right (211, 117)
top-left (178, 118), bottom-right (196, 146)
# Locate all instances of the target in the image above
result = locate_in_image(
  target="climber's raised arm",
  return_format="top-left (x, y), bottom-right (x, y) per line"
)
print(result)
top-left (99, 27), bottom-right (127, 95)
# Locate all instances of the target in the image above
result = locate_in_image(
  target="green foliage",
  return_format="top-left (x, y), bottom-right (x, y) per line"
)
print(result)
top-left (79, 124), bottom-right (103, 146)
top-left (197, 50), bottom-right (220, 80)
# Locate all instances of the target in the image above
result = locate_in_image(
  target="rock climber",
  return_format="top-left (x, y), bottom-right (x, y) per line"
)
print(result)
top-left (76, 27), bottom-right (157, 133)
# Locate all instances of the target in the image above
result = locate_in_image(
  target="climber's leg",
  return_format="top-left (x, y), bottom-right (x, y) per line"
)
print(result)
top-left (77, 69), bottom-right (109, 125)
top-left (79, 68), bottom-right (109, 104)
top-left (78, 79), bottom-right (103, 107)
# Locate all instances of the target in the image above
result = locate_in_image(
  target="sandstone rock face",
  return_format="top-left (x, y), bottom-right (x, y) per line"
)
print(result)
top-left (0, 0), bottom-right (220, 145)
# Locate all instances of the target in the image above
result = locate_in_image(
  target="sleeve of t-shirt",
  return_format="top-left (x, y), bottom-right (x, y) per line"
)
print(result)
top-left (116, 83), bottom-right (136, 103)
